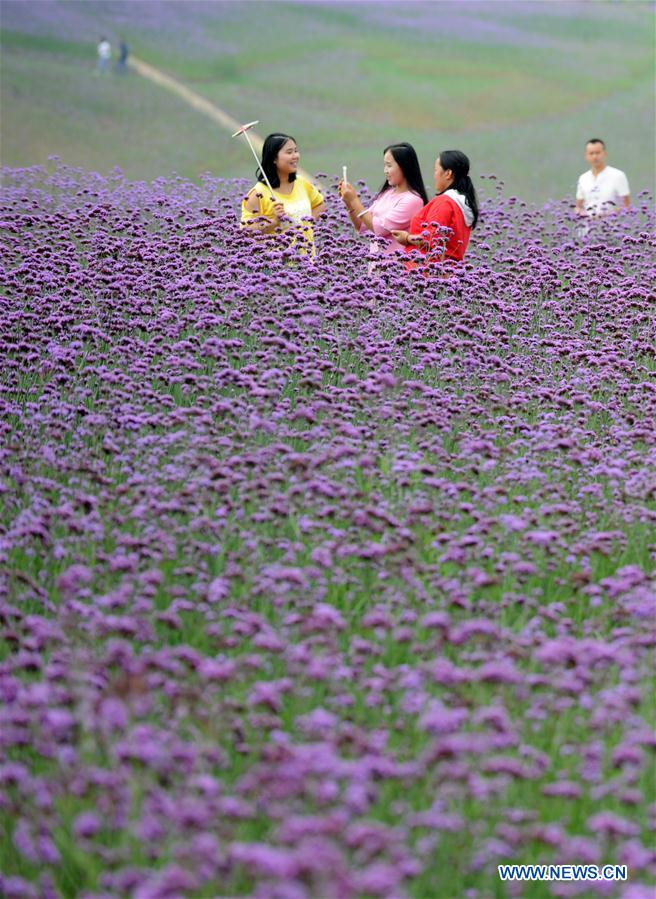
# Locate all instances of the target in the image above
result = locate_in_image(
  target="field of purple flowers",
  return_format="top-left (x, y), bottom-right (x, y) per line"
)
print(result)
top-left (1, 165), bottom-right (655, 899)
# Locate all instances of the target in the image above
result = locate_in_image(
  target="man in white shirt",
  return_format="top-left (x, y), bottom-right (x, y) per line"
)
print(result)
top-left (97, 37), bottom-right (111, 75)
top-left (575, 139), bottom-right (630, 217)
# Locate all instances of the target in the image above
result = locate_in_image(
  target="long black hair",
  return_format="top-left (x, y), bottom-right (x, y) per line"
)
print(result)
top-left (376, 142), bottom-right (428, 204)
top-left (257, 133), bottom-right (297, 189)
top-left (438, 150), bottom-right (479, 229)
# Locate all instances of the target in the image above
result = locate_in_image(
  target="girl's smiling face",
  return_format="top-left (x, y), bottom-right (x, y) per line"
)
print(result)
top-left (275, 139), bottom-right (300, 176)
top-left (383, 150), bottom-right (405, 188)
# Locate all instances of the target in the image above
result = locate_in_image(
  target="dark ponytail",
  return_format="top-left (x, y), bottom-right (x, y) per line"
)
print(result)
top-left (438, 150), bottom-right (479, 229)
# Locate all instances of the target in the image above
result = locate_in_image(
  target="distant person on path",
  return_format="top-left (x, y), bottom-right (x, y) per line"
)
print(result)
top-left (96, 37), bottom-right (111, 75)
top-left (575, 139), bottom-right (630, 218)
top-left (338, 143), bottom-right (428, 268)
top-left (391, 150), bottom-right (478, 270)
top-left (116, 38), bottom-right (129, 73)
top-left (241, 133), bottom-right (325, 255)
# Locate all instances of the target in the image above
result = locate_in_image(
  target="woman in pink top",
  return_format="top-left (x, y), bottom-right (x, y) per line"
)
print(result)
top-left (339, 143), bottom-right (428, 264)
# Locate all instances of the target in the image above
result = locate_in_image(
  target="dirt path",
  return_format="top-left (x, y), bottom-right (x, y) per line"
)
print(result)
top-left (129, 55), bottom-right (313, 181)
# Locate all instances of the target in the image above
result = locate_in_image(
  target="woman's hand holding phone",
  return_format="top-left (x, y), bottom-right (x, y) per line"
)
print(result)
top-left (339, 181), bottom-right (358, 207)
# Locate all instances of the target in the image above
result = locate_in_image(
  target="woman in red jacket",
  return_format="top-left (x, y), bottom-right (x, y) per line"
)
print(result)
top-left (391, 150), bottom-right (478, 269)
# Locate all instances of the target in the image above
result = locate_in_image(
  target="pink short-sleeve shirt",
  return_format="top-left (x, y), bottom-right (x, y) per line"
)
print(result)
top-left (360, 189), bottom-right (425, 256)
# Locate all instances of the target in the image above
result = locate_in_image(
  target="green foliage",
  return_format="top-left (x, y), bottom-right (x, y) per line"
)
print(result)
top-left (1, 2), bottom-right (654, 199)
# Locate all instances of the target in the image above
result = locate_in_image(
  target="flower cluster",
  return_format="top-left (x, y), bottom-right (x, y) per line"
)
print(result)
top-left (1, 164), bottom-right (654, 898)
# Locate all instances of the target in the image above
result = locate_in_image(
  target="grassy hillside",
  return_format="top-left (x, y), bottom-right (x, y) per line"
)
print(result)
top-left (1, 36), bottom-right (247, 182)
top-left (1, 0), bottom-right (654, 200)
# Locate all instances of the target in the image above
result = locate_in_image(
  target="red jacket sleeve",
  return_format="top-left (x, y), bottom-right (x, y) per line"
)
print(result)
top-left (406, 196), bottom-right (455, 260)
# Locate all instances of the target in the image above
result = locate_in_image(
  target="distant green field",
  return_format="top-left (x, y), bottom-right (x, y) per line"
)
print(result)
top-left (1, 1), bottom-right (654, 200)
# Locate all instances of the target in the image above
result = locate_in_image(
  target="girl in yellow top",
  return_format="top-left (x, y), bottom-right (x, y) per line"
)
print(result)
top-left (241, 133), bottom-right (325, 255)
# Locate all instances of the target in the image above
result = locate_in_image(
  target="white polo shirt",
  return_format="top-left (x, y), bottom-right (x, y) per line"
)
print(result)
top-left (576, 165), bottom-right (630, 216)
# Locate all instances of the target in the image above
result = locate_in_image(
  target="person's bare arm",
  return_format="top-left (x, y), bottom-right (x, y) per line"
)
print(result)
top-left (575, 198), bottom-right (586, 216)
top-left (354, 209), bottom-right (373, 231)
top-left (391, 230), bottom-right (428, 250)
top-left (311, 202), bottom-right (326, 220)
top-left (622, 195), bottom-right (631, 209)
top-left (339, 182), bottom-right (373, 232)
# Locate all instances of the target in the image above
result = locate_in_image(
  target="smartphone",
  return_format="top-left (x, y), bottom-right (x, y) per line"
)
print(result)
top-left (342, 165), bottom-right (348, 183)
